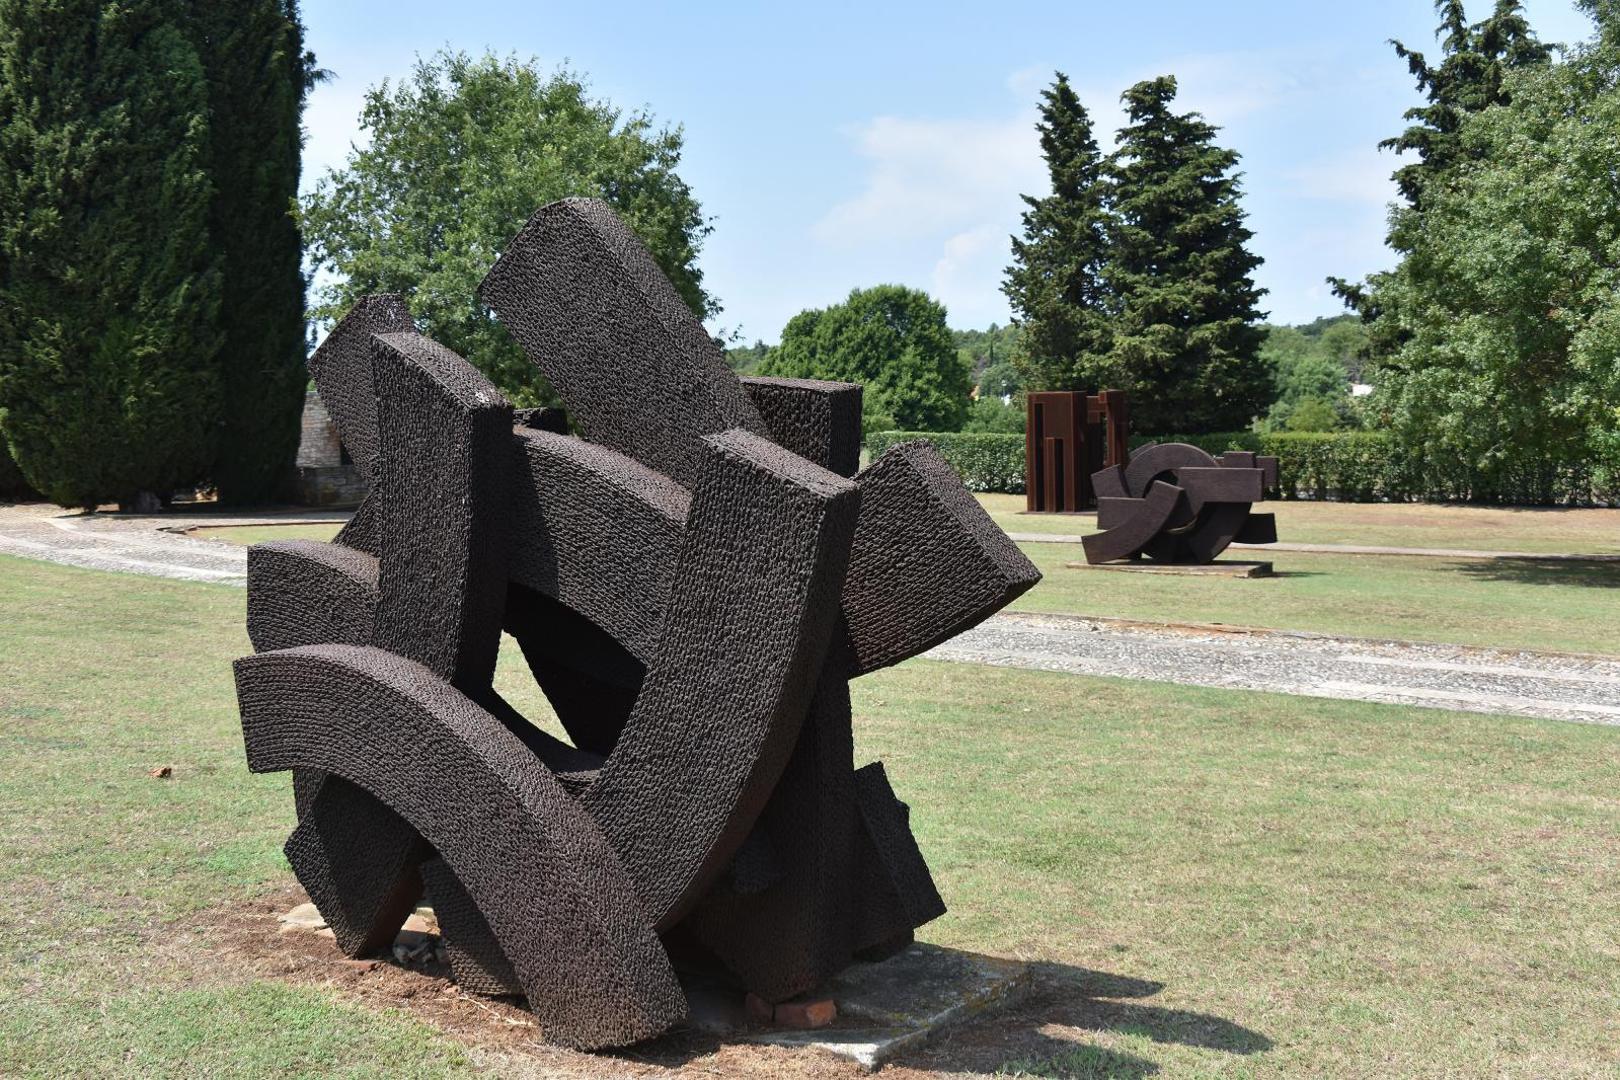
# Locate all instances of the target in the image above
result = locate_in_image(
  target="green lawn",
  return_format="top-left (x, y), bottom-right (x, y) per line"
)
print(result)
top-left (1013, 542), bottom-right (1620, 656)
top-left (3, 553), bottom-right (1618, 1077)
top-left (191, 515), bottom-right (1620, 654)
top-left (978, 492), bottom-right (1620, 555)
top-left (191, 522), bottom-right (343, 546)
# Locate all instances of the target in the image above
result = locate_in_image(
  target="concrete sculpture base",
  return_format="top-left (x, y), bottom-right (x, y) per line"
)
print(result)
top-left (684, 943), bottom-right (1031, 1071)
top-left (1066, 559), bottom-right (1275, 578)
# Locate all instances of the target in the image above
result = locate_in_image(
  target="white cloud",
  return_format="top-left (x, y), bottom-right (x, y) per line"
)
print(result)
top-left (808, 50), bottom-right (1381, 330)
top-left (811, 112), bottom-right (1042, 248)
top-left (1285, 146), bottom-right (1399, 206)
top-left (932, 225), bottom-right (1007, 326)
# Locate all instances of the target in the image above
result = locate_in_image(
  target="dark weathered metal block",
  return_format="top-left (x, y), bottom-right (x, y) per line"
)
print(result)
top-left (1084, 442), bottom-right (1279, 565)
top-left (742, 376), bottom-right (864, 478)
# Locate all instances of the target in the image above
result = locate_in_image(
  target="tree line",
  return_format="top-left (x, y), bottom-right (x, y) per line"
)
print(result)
top-left (0, 0), bottom-right (317, 508)
top-left (1333, 0), bottom-right (1620, 490)
top-left (5, 2), bottom-right (1614, 506)
top-left (757, 72), bottom-right (1271, 438)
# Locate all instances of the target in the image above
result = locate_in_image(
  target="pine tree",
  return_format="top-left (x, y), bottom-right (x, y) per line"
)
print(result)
top-left (1002, 72), bottom-right (1113, 393)
top-left (1104, 76), bottom-right (1270, 434)
top-left (1331, 2), bottom-right (1549, 327)
top-left (1383, 0), bottom-right (1549, 210)
top-left (185, 1), bottom-right (317, 504)
top-left (0, 0), bottom-right (222, 509)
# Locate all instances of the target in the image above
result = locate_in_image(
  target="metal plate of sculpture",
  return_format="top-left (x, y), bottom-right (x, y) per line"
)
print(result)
top-left (1082, 443), bottom-right (1279, 565)
top-left (233, 198), bottom-right (1042, 1050)
top-left (1025, 389), bottom-right (1130, 512)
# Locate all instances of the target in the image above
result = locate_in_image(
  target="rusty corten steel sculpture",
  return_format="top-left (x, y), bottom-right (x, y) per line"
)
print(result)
top-left (1082, 442), bottom-right (1280, 565)
top-left (1025, 390), bottom-right (1130, 513)
top-left (232, 197), bottom-right (1041, 1050)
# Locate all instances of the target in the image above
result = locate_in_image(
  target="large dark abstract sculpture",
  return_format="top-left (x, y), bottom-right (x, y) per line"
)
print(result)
top-left (1025, 390), bottom-right (1130, 513)
top-left (1082, 443), bottom-right (1279, 565)
top-left (234, 198), bottom-right (1041, 1050)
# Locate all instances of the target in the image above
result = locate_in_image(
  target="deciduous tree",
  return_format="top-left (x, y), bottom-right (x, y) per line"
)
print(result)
top-left (761, 286), bottom-right (969, 432)
top-left (301, 51), bottom-right (716, 405)
top-left (1369, 7), bottom-right (1620, 483)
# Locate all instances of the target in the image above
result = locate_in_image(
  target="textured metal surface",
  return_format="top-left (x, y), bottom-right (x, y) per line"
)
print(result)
top-left (233, 198), bottom-right (1039, 1047)
top-left (1025, 390), bottom-right (1130, 512)
top-left (742, 376), bottom-right (864, 478)
top-left (480, 197), bottom-right (767, 486)
top-left (1084, 442), bottom-right (1280, 565)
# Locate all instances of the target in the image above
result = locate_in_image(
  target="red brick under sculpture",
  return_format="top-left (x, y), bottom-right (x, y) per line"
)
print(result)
top-left (233, 198), bottom-right (1040, 1049)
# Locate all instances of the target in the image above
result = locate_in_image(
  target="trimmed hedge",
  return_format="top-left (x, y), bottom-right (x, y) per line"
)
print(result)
top-left (865, 431), bottom-right (1027, 493)
top-left (864, 429), bottom-right (1620, 505)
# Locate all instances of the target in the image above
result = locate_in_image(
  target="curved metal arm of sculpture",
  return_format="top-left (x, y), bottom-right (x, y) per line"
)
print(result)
top-left (306, 296), bottom-right (415, 556)
top-left (582, 428), bottom-right (861, 930)
top-left (246, 540), bottom-right (378, 655)
top-left (235, 645), bottom-right (685, 1050)
top-left (480, 197), bottom-right (768, 487)
top-left (1083, 481), bottom-right (1186, 565)
top-left (509, 428), bottom-right (689, 668)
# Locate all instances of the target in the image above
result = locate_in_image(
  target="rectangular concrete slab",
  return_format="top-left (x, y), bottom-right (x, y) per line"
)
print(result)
top-left (1064, 559), bottom-right (1275, 578)
top-left (683, 943), bottom-right (1029, 1071)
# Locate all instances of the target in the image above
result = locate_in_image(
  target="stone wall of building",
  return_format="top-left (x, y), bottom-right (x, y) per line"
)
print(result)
top-left (295, 390), bottom-right (367, 507)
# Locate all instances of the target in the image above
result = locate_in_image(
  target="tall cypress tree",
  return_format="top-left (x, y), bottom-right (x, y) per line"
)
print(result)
top-left (1003, 72), bottom-right (1113, 393)
top-left (185, 1), bottom-right (316, 504)
top-left (0, 0), bottom-right (222, 509)
top-left (1105, 76), bottom-right (1270, 434)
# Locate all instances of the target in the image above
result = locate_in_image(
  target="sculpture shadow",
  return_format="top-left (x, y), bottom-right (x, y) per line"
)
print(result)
top-left (991, 1035), bottom-right (1161, 1078)
top-left (1026, 961), bottom-right (1272, 1056)
top-left (603, 957), bottom-right (1270, 1076)
top-left (1447, 556), bottom-right (1620, 589)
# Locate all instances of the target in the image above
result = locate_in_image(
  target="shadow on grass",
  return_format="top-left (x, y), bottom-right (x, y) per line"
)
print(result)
top-left (995, 1035), bottom-right (1161, 1078)
top-left (937, 961), bottom-right (1270, 1077)
top-left (1033, 962), bottom-right (1272, 1055)
top-left (600, 958), bottom-right (1270, 1077)
top-left (1448, 557), bottom-right (1620, 589)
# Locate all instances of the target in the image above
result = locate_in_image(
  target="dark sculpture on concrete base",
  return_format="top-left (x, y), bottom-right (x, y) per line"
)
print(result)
top-left (1082, 443), bottom-right (1279, 565)
top-left (234, 198), bottom-right (1041, 1050)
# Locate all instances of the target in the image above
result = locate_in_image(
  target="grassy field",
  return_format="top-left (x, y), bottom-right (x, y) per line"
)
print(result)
top-left (3, 552), bottom-right (1619, 1077)
top-left (193, 515), bottom-right (1620, 655)
top-left (1013, 543), bottom-right (1620, 655)
top-left (978, 493), bottom-right (1620, 555)
top-left (191, 522), bottom-right (343, 546)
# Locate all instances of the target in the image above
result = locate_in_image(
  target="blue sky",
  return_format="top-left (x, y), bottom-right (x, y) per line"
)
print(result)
top-left (300, 1), bottom-right (1597, 341)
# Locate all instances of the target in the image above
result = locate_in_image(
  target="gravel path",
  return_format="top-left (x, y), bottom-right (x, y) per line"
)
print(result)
top-left (925, 611), bottom-right (1620, 726)
top-left (5, 504), bottom-right (1617, 725)
top-left (0, 505), bottom-right (344, 585)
